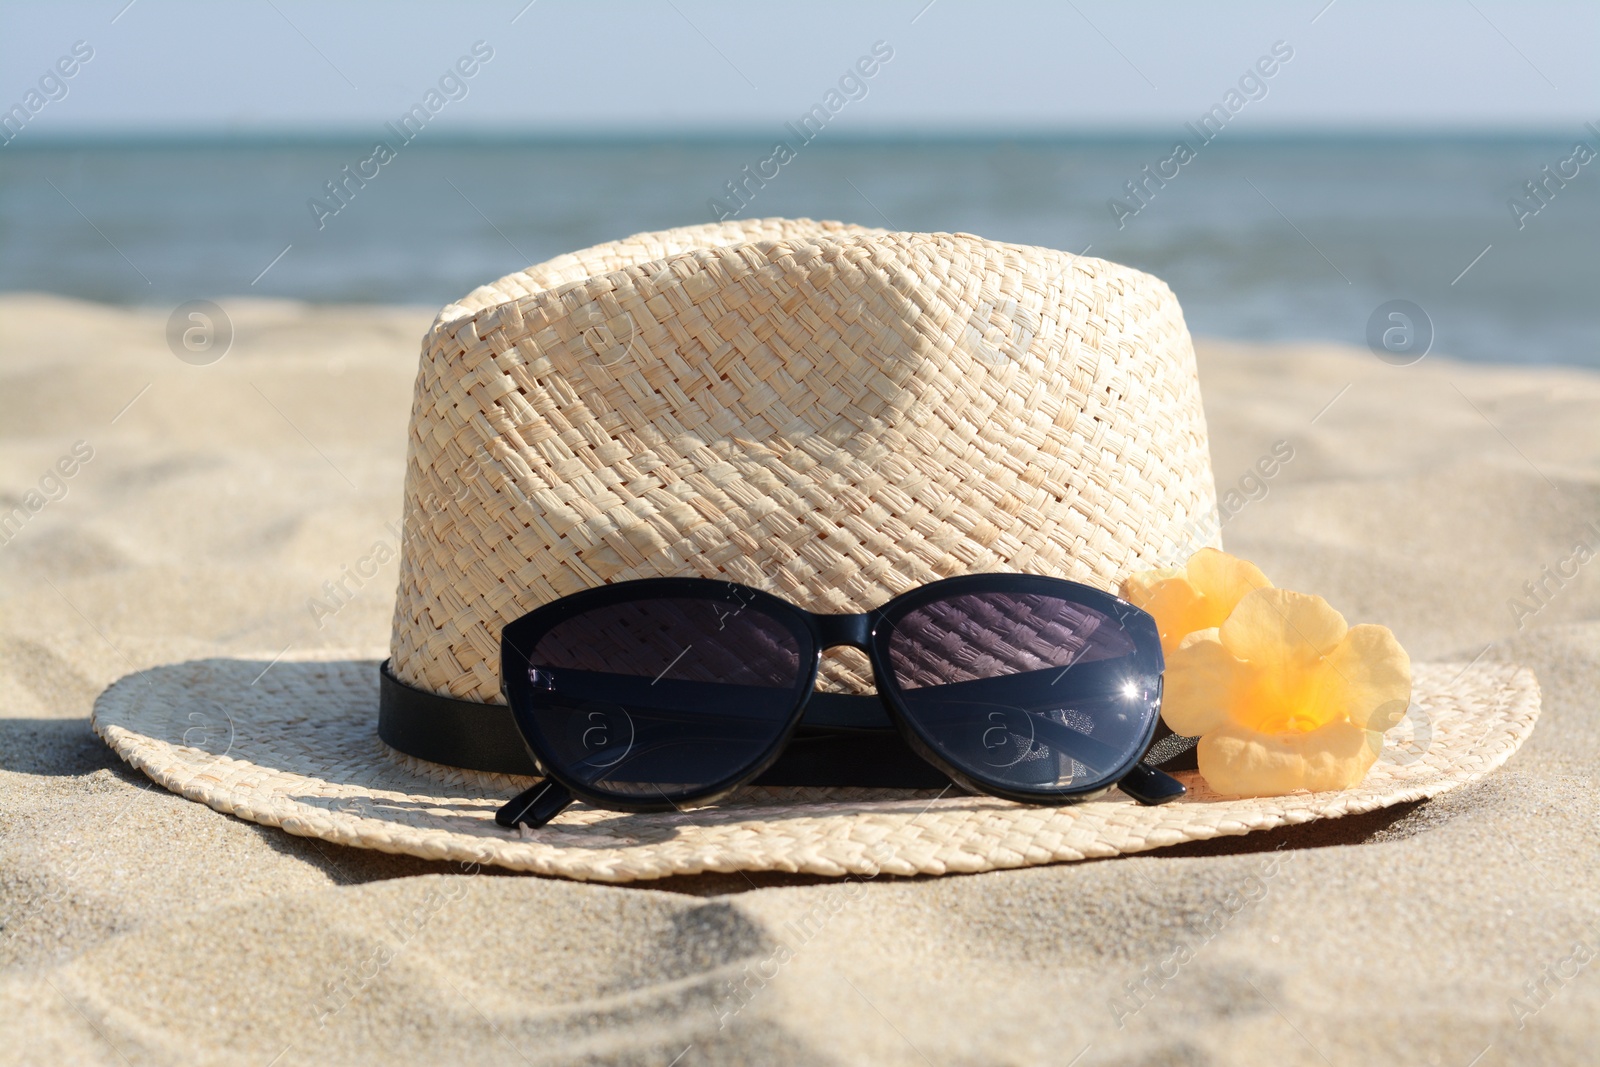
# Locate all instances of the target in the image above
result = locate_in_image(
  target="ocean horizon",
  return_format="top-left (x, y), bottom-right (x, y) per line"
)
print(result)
top-left (3, 132), bottom-right (1596, 367)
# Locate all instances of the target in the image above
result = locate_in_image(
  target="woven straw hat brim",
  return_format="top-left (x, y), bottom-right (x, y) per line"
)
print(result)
top-left (92, 654), bottom-right (1540, 883)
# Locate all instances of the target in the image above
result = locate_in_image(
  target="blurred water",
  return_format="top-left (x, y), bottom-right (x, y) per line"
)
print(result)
top-left (2, 135), bottom-right (1596, 366)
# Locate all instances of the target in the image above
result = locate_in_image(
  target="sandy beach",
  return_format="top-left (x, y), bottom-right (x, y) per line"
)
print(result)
top-left (2, 293), bottom-right (1597, 1065)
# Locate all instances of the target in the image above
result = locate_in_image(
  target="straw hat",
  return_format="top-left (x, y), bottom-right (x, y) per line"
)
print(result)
top-left (92, 219), bottom-right (1542, 882)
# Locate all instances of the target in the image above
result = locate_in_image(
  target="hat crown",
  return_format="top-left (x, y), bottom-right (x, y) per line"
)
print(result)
top-left (389, 220), bottom-right (1217, 703)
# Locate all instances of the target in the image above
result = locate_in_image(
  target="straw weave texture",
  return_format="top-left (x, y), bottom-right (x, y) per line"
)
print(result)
top-left (389, 221), bottom-right (1219, 704)
top-left (437, 218), bottom-right (878, 325)
top-left (92, 655), bottom-right (1542, 883)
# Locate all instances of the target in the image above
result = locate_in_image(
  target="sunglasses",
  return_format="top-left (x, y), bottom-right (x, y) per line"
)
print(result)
top-left (494, 573), bottom-right (1186, 829)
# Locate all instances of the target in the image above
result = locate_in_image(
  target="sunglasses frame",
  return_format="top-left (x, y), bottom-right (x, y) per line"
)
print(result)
top-left (500, 573), bottom-right (1171, 821)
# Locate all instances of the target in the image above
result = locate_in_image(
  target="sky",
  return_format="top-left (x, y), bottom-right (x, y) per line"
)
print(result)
top-left (0, 0), bottom-right (1595, 137)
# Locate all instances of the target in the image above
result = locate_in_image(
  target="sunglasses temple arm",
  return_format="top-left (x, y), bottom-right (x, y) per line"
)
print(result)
top-left (1116, 762), bottom-right (1186, 806)
top-left (495, 778), bottom-right (574, 829)
top-left (1015, 711), bottom-right (1185, 805)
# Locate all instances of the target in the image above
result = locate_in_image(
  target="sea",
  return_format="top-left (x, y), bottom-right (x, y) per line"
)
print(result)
top-left (2, 134), bottom-right (1596, 367)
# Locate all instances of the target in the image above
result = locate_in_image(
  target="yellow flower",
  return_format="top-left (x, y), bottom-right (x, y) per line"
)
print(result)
top-left (1120, 547), bottom-right (1272, 656)
top-left (1162, 588), bottom-right (1412, 796)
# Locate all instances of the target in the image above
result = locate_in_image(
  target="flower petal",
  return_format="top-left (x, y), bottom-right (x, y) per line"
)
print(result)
top-left (1122, 550), bottom-right (1276, 656)
top-left (1120, 574), bottom-right (1209, 656)
top-left (1185, 547), bottom-right (1272, 617)
top-left (1198, 719), bottom-right (1380, 797)
top-left (1120, 566), bottom-right (1184, 606)
top-left (1160, 628), bottom-right (1249, 737)
top-left (1219, 588), bottom-right (1348, 677)
top-left (1318, 623), bottom-right (1413, 731)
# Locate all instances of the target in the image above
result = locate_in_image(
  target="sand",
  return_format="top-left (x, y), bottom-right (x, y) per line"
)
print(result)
top-left (2, 293), bottom-right (1597, 1065)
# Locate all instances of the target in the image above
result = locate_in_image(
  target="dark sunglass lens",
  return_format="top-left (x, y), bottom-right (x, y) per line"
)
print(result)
top-left (515, 594), bottom-right (806, 800)
top-left (886, 591), bottom-right (1158, 793)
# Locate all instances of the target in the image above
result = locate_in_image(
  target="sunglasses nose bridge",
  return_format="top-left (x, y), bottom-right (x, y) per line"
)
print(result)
top-left (815, 612), bottom-right (873, 651)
